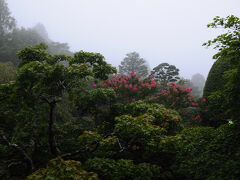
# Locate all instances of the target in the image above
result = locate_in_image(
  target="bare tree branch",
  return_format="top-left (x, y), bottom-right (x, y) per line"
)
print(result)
top-left (0, 133), bottom-right (34, 170)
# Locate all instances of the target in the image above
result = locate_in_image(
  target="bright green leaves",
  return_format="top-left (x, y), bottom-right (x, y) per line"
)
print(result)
top-left (16, 44), bottom-right (118, 105)
top-left (206, 15), bottom-right (240, 30)
top-left (47, 54), bottom-right (71, 65)
top-left (71, 51), bottom-right (105, 65)
top-left (203, 15), bottom-right (240, 63)
top-left (114, 114), bottom-right (165, 143)
top-left (76, 100), bottom-right (181, 165)
top-left (27, 157), bottom-right (99, 180)
top-left (17, 43), bottom-right (50, 67)
top-left (70, 50), bottom-right (117, 80)
top-left (112, 101), bottom-right (181, 150)
top-left (17, 61), bottom-right (90, 101)
top-left (204, 15), bottom-right (240, 122)
top-left (124, 101), bottom-right (181, 133)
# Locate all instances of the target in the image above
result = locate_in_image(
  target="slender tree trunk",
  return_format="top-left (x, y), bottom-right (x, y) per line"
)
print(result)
top-left (49, 103), bottom-right (57, 156)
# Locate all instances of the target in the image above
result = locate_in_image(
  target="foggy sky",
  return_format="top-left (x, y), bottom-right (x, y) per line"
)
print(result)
top-left (7, 0), bottom-right (240, 78)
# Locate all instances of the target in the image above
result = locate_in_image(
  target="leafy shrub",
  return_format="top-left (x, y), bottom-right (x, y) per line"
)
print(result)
top-left (27, 157), bottom-right (98, 180)
top-left (77, 101), bottom-right (181, 162)
top-left (124, 101), bottom-right (181, 134)
top-left (114, 114), bottom-right (165, 144)
top-left (148, 83), bottom-right (207, 127)
top-left (174, 124), bottom-right (240, 179)
top-left (85, 157), bottom-right (171, 180)
top-left (144, 135), bottom-right (181, 169)
top-left (202, 58), bottom-right (236, 126)
top-left (73, 88), bottom-right (117, 114)
top-left (148, 82), bottom-right (193, 110)
top-left (203, 58), bottom-right (235, 98)
top-left (78, 131), bottom-right (102, 152)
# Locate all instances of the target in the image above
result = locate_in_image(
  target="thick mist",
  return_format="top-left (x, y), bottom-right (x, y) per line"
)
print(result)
top-left (7, 0), bottom-right (240, 78)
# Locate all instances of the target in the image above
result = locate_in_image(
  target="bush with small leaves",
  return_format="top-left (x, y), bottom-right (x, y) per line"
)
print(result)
top-left (173, 124), bottom-right (240, 179)
top-left (85, 157), bottom-right (171, 180)
top-left (124, 101), bottom-right (182, 134)
top-left (27, 157), bottom-right (99, 180)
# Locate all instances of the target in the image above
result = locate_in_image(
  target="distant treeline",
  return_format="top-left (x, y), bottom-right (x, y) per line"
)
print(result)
top-left (0, 0), bottom-right (72, 66)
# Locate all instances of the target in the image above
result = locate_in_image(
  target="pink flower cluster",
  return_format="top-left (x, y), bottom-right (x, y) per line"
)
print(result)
top-left (97, 72), bottom-right (157, 92)
top-left (168, 83), bottom-right (192, 94)
top-left (191, 102), bottom-right (199, 107)
top-left (195, 115), bottom-right (200, 120)
top-left (150, 82), bottom-right (203, 117)
top-left (155, 83), bottom-right (193, 102)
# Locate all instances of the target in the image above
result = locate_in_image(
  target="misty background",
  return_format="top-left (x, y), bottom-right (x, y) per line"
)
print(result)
top-left (7, 0), bottom-right (240, 78)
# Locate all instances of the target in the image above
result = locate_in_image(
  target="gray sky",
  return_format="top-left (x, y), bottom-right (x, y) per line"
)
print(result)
top-left (7, 0), bottom-right (240, 78)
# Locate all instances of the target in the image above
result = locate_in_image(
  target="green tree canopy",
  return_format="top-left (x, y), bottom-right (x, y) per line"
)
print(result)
top-left (203, 58), bottom-right (235, 97)
top-left (0, 0), bottom-right (16, 39)
top-left (151, 63), bottom-right (180, 88)
top-left (203, 15), bottom-right (240, 122)
top-left (0, 43), bottom-right (117, 174)
top-left (27, 157), bottom-right (99, 180)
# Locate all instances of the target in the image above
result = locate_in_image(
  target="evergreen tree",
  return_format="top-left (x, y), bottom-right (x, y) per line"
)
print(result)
top-left (0, 0), bottom-right (16, 39)
top-left (119, 52), bottom-right (149, 77)
top-left (151, 63), bottom-right (180, 88)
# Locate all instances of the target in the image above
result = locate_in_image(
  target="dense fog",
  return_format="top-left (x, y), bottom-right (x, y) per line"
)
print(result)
top-left (6, 0), bottom-right (240, 78)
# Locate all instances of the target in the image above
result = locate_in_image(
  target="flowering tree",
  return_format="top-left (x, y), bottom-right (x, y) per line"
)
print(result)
top-left (119, 52), bottom-right (149, 78)
top-left (93, 72), bottom-right (158, 103)
top-left (148, 82), bottom-right (206, 127)
top-left (93, 72), bottom-right (207, 127)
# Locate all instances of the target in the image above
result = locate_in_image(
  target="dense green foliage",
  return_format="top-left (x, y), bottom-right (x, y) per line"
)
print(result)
top-left (1, 4), bottom-right (240, 179)
top-left (27, 157), bottom-right (99, 180)
top-left (85, 158), bottom-right (170, 180)
top-left (174, 124), bottom-right (240, 179)
top-left (0, 43), bottom-right (116, 178)
top-left (202, 58), bottom-right (235, 126)
top-left (203, 58), bottom-right (235, 97)
top-left (203, 15), bottom-right (240, 125)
